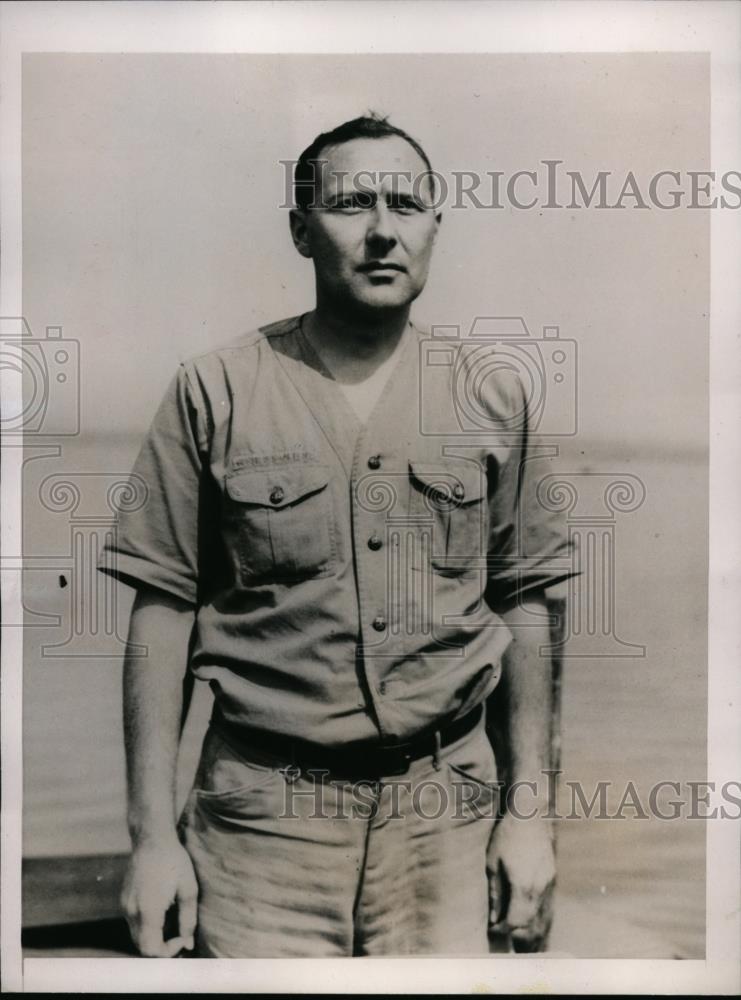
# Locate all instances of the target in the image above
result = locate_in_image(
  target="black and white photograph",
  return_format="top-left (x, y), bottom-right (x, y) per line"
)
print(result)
top-left (1, 1), bottom-right (739, 994)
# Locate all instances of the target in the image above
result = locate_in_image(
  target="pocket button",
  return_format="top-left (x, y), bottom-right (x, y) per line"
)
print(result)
top-left (269, 486), bottom-right (285, 505)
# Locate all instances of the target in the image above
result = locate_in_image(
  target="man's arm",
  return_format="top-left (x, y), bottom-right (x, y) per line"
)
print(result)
top-left (487, 590), bottom-right (556, 951)
top-left (120, 586), bottom-right (199, 957)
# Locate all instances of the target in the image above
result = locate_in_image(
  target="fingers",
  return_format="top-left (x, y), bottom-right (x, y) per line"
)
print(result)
top-left (136, 911), bottom-right (171, 957)
top-left (123, 889), bottom-right (196, 957)
top-left (121, 845), bottom-right (200, 957)
top-left (492, 880), bottom-right (555, 952)
top-left (132, 915), bottom-right (193, 958)
top-left (121, 878), bottom-right (163, 956)
top-left (504, 881), bottom-right (539, 933)
top-left (487, 860), bottom-right (505, 929)
top-left (177, 882), bottom-right (198, 952)
top-left (487, 817), bottom-right (557, 951)
top-left (161, 935), bottom-right (193, 958)
top-left (509, 895), bottom-right (552, 953)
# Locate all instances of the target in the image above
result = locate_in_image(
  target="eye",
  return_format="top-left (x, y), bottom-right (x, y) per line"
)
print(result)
top-left (388, 195), bottom-right (423, 214)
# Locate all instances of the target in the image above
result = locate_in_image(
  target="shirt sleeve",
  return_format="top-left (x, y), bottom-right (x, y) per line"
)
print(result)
top-left (485, 376), bottom-right (578, 609)
top-left (98, 365), bottom-right (206, 604)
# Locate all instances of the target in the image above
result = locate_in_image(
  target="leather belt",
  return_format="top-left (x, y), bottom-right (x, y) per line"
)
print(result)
top-left (212, 703), bottom-right (484, 781)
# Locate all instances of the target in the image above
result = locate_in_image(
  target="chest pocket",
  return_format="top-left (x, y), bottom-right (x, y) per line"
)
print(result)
top-left (408, 458), bottom-right (487, 576)
top-left (223, 462), bottom-right (336, 585)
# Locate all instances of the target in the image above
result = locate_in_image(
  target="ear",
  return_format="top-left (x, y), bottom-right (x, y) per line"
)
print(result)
top-left (289, 209), bottom-right (313, 259)
top-left (433, 211), bottom-right (443, 242)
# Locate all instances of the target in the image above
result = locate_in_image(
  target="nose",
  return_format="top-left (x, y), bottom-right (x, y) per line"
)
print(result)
top-left (366, 199), bottom-right (397, 250)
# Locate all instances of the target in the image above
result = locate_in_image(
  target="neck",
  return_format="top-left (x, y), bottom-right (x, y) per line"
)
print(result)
top-left (308, 294), bottom-right (411, 364)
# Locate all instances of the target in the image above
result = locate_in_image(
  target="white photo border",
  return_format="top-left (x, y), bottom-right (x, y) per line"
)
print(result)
top-left (1, 1), bottom-right (739, 994)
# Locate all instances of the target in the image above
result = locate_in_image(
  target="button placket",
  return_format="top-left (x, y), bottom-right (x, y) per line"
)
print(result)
top-left (350, 447), bottom-right (395, 738)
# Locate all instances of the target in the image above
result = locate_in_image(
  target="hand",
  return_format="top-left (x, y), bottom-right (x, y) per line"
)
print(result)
top-left (121, 838), bottom-right (199, 957)
top-left (486, 812), bottom-right (556, 952)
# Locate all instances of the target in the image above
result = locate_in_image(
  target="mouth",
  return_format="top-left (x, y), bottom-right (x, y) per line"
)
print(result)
top-left (357, 261), bottom-right (407, 274)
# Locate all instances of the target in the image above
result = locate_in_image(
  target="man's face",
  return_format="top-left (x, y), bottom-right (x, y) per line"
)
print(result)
top-left (291, 136), bottom-right (441, 314)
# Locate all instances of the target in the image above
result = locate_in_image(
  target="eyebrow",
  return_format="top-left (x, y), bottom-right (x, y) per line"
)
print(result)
top-left (388, 191), bottom-right (425, 206)
top-left (326, 190), bottom-right (377, 207)
top-left (324, 189), bottom-right (429, 209)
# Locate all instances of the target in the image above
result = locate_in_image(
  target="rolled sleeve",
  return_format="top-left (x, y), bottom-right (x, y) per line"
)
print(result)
top-left (485, 381), bottom-right (577, 609)
top-left (98, 365), bottom-right (205, 604)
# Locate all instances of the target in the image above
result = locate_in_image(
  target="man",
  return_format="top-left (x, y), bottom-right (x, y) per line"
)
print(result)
top-left (101, 114), bottom-right (575, 958)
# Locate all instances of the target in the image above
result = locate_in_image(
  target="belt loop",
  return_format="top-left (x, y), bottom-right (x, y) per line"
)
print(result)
top-left (432, 729), bottom-right (442, 771)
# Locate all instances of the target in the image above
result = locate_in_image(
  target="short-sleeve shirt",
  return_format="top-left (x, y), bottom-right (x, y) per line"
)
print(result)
top-left (99, 316), bottom-right (576, 747)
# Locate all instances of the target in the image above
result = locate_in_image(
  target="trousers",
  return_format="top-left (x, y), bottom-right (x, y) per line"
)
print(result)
top-left (177, 714), bottom-right (499, 957)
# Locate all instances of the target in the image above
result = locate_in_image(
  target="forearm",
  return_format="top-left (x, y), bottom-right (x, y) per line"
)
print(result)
top-left (484, 591), bottom-right (557, 948)
top-left (495, 591), bottom-right (552, 805)
top-left (123, 587), bottom-right (196, 847)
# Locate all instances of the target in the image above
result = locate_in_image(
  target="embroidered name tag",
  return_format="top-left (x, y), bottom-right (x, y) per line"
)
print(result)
top-left (229, 450), bottom-right (320, 470)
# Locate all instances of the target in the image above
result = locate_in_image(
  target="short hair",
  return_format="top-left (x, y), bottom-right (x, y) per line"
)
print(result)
top-left (294, 112), bottom-right (433, 210)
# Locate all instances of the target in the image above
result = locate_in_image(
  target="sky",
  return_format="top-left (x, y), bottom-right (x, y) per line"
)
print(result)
top-left (22, 52), bottom-right (708, 454)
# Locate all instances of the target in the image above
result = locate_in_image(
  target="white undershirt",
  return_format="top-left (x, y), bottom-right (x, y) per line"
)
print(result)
top-left (320, 334), bottom-right (407, 425)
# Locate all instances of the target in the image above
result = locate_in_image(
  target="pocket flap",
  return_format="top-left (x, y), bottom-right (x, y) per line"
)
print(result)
top-left (225, 463), bottom-right (331, 508)
top-left (408, 458), bottom-right (486, 504)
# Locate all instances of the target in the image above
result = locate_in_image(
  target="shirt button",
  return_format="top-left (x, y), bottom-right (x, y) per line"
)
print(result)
top-left (269, 486), bottom-right (285, 505)
top-left (378, 681), bottom-right (387, 695)
top-left (367, 455), bottom-right (381, 470)
top-left (368, 534), bottom-right (383, 551)
top-left (372, 616), bottom-right (386, 632)
top-left (453, 483), bottom-right (465, 501)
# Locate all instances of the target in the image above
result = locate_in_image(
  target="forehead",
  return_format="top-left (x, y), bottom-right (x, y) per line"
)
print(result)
top-left (318, 136), bottom-right (428, 191)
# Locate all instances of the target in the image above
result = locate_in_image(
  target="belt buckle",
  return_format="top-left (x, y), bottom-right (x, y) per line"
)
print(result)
top-left (375, 744), bottom-right (414, 777)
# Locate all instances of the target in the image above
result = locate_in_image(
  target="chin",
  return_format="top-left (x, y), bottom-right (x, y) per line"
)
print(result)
top-left (352, 285), bottom-right (420, 312)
